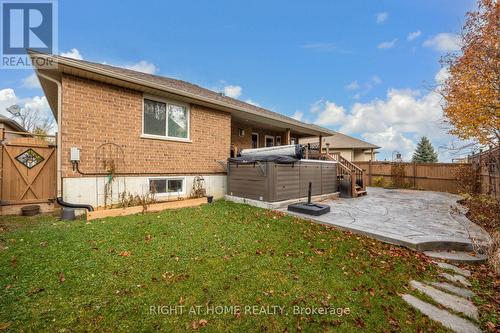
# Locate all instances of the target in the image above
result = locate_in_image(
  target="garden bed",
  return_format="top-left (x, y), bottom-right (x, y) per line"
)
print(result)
top-left (86, 197), bottom-right (207, 220)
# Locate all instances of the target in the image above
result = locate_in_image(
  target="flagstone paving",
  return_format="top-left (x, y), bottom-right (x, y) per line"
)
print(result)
top-left (282, 187), bottom-right (491, 256)
top-left (429, 282), bottom-right (475, 299)
top-left (402, 261), bottom-right (481, 333)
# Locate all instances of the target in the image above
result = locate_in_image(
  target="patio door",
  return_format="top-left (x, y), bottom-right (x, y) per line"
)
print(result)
top-left (265, 135), bottom-right (274, 147)
top-left (251, 133), bottom-right (259, 148)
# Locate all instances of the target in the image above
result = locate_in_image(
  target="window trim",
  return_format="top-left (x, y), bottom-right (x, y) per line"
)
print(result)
top-left (148, 176), bottom-right (186, 196)
top-left (251, 132), bottom-right (259, 148)
top-left (142, 94), bottom-right (191, 142)
top-left (264, 135), bottom-right (275, 147)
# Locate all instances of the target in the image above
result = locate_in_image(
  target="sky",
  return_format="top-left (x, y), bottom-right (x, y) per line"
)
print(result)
top-left (0, 0), bottom-right (478, 161)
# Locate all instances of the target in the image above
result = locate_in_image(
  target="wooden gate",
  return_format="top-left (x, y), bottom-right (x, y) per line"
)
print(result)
top-left (1, 135), bottom-right (56, 215)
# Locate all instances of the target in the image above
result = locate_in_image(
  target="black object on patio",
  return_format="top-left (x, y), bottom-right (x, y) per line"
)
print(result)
top-left (287, 182), bottom-right (330, 216)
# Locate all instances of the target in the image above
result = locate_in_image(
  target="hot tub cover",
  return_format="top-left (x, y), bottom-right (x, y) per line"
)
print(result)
top-left (228, 155), bottom-right (299, 164)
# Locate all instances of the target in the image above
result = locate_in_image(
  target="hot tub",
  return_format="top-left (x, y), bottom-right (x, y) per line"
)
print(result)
top-left (227, 159), bottom-right (338, 202)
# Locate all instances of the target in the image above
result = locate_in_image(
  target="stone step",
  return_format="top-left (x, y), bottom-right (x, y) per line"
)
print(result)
top-left (440, 272), bottom-right (472, 288)
top-left (424, 250), bottom-right (487, 264)
top-left (430, 282), bottom-right (475, 299)
top-left (410, 281), bottom-right (478, 320)
top-left (402, 294), bottom-right (481, 333)
top-left (435, 262), bottom-right (471, 277)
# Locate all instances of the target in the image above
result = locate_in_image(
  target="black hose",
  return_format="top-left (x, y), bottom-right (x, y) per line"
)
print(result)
top-left (56, 197), bottom-right (94, 212)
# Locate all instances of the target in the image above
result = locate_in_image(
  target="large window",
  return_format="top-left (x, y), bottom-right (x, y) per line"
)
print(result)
top-left (149, 178), bottom-right (185, 195)
top-left (143, 98), bottom-right (189, 140)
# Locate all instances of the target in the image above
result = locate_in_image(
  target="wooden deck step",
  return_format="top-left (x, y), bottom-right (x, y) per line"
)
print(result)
top-left (355, 190), bottom-right (367, 196)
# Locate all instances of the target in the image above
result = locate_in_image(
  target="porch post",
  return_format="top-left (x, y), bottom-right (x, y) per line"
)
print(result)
top-left (284, 128), bottom-right (291, 145)
top-left (319, 135), bottom-right (323, 154)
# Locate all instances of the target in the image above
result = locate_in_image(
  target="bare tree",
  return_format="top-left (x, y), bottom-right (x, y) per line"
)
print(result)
top-left (6, 104), bottom-right (55, 135)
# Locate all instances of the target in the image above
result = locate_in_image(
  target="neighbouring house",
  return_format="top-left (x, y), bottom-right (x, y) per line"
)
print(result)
top-left (0, 115), bottom-right (28, 140)
top-left (300, 132), bottom-right (380, 162)
top-left (30, 51), bottom-right (335, 208)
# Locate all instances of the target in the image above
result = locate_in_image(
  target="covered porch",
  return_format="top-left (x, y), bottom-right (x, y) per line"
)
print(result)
top-left (229, 115), bottom-right (331, 157)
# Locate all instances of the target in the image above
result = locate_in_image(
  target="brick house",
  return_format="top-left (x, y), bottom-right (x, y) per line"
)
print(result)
top-left (30, 51), bottom-right (334, 207)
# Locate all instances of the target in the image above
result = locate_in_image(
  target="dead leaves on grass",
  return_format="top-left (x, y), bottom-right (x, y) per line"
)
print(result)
top-left (191, 319), bottom-right (208, 330)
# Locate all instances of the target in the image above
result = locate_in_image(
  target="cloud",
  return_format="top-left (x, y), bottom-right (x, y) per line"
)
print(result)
top-left (313, 101), bottom-right (347, 127)
top-left (124, 60), bottom-right (158, 74)
top-left (434, 67), bottom-right (450, 85)
top-left (423, 33), bottom-right (460, 52)
top-left (407, 30), bottom-right (422, 41)
top-left (376, 12), bottom-right (388, 24)
top-left (245, 99), bottom-right (260, 107)
top-left (0, 89), bottom-right (18, 117)
top-left (346, 76), bottom-right (382, 99)
top-left (22, 73), bottom-right (40, 88)
top-left (310, 69), bottom-right (460, 160)
top-left (292, 111), bottom-right (303, 121)
top-left (223, 85), bottom-right (242, 99)
top-left (60, 48), bottom-right (83, 60)
top-left (378, 39), bottom-right (397, 49)
top-left (59, 49), bottom-right (158, 75)
top-left (0, 88), bottom-right (53, 127)
top-left (345, 81), bottom-right (360, 91)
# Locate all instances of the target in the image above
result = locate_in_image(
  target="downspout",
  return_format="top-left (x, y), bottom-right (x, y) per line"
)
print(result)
top-left (37, 71), bottom-right (62, 198)
top-left (37, 71), bottom-right (93, 212)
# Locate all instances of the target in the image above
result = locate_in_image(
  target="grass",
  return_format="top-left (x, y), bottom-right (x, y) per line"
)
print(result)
top-left (0, 200), bottom-right (477, 332)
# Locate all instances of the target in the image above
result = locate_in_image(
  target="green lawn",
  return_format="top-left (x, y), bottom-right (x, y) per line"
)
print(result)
top-left (0, 200), bottom-right (488, 332)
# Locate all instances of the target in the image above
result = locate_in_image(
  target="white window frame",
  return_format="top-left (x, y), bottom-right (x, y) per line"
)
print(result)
top-left (141, 94), bottom-right (191, 142)
top-left (148, 176), bottom-right (186, 196)
top-left (275, 136), bottom-right (281, 146)
top-left (264, 135), bottom-right (275, 147)
top-left (251, 132), bottom-right (259, 148)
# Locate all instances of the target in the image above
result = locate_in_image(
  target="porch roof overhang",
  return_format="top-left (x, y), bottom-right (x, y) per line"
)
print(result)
top-left (29, 50), bottom-right (334, 138)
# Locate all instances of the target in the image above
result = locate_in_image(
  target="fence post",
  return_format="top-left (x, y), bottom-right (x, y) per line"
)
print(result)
top-left (351, 170), bottom-right (356, 197)
top-left (369, 159), bottom-right (372, 186)
top-left (479, 149), bottom-right (483, 193)
top-left (413, 162), bottom-right (417, 189)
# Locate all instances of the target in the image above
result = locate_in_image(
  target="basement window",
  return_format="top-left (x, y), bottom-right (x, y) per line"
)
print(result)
top-left (149, 177), bottom-right (185, 195)
top-left (238, 128), bottom-right (245, 137)
top-left (143, 97), bottom-right (189, 140)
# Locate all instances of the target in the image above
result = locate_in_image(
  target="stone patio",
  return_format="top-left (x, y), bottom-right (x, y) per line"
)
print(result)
top-left (281, 187), bottom-right (491, 252)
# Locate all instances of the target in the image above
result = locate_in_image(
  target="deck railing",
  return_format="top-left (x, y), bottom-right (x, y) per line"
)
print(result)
top-left (304, 143), bottom-right (366, 197)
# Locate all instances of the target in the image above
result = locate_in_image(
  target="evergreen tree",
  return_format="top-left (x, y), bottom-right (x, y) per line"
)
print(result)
top-left (412, 137), bottom-right (438, 162)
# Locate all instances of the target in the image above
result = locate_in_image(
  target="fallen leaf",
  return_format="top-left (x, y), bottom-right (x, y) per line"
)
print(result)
top-left (198, 319), bottom-right (208, 327)
top-left (58, 272), bottom-right (65, 283)
top-left (144, 234), bottom-right (152, 242)
top-left (119, 251), bottom-right (131, 257)
top-left (0, 322), bottom-right (11, 330)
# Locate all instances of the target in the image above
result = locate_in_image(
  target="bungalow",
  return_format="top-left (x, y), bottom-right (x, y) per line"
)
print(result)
top-left (300, 133), bottom-right (380, 162)
top-left (29, 51), bottom-right (336, 207)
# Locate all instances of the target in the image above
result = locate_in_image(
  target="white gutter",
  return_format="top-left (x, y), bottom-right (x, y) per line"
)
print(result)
top-left (37, 71), bottom-right (62, 198)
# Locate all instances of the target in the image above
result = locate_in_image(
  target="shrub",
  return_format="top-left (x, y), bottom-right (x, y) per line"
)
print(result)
top-left (461, 194), bottom-right (500, 274)
top-left (372, 176), bottom-right (386, 187)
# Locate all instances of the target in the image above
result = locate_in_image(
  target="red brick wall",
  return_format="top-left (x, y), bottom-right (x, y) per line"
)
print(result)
top-left (61, 74), bottom-right (231, 177)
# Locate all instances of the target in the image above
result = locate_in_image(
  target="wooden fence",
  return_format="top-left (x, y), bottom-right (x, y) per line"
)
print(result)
top-left (355, 161), bottom-right (464, 193)
top-left (467, 147), bottom-right (499, 198)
